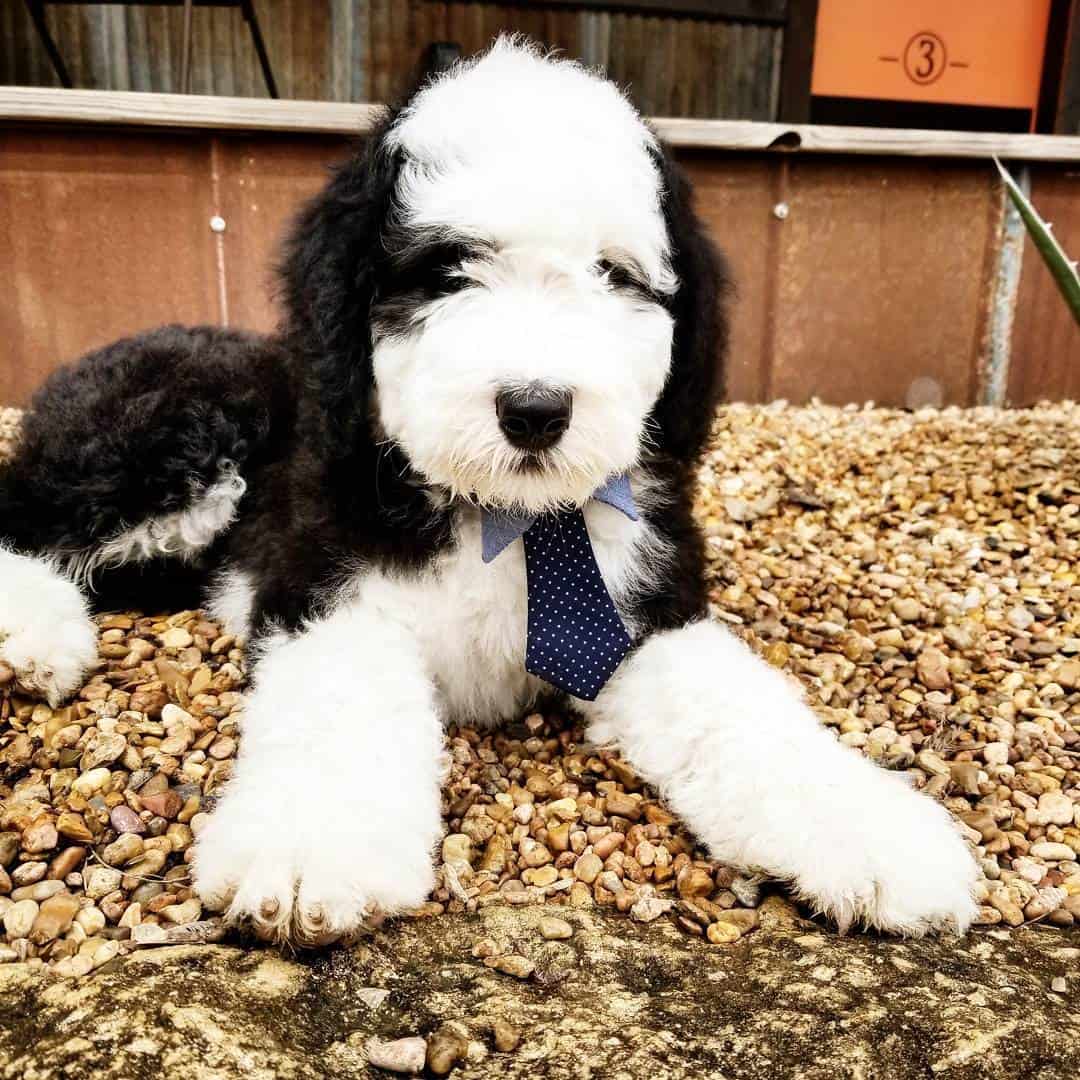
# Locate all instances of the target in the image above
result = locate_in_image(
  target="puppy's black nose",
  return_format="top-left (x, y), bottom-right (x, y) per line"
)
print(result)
top-left (496, 387), bottom-right (573, 451)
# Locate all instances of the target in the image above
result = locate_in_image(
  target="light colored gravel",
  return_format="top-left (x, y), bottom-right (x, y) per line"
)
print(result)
top-left (697, 402), bottom-right (1080, 929)
top-left (1, 401), bottom-right (1078, 977)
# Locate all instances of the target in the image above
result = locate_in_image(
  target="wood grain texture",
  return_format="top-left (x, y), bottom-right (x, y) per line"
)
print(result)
top-left (3, 0), bottom-right (783, 118)
top-left (5, 87), bottom-right (1080, 161)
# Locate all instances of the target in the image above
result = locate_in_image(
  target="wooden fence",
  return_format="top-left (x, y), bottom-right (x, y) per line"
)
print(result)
top-left (1, 88), bottom-right (1078, 408)
top-left (1, 0), bottom-right (784, 119)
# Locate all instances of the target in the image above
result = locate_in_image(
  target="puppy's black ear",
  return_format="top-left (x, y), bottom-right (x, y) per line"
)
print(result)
top-left (648, 145), bottom-right (731, 462)
top-left (278, 115), bottom-right (401, 448)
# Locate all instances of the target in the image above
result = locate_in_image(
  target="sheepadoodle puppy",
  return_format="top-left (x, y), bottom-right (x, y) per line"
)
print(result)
top-left (0, 39), bottom-right (979, 942)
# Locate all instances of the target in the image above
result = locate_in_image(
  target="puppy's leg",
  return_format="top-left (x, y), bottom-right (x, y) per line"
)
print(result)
top-left (0, 547), bottom-right (98, 706)
top-left (584, 621), bottom-right (979, 936)
top-left (192, 602), bottom-right (443, 944)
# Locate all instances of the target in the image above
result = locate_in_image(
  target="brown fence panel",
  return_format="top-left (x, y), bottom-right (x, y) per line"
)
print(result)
top-left (768, 157), bottom-right (1000, 407)
top-left (0, 128), bottom-right (219, 406)
top-left (678, 151), bottom-right (779, 403)
top-left (1008, 165), bottom-right (1080, 404)
top-left (214, 134), bottom-right (351, 332)
top-left (2, 123), bottom-right (1076, 410)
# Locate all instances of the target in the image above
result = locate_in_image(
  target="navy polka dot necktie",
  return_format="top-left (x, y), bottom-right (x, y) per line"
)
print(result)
top-left (521, 509), bottom-right (632, 701)
top-left (480, 474), bottom-right (638, 702)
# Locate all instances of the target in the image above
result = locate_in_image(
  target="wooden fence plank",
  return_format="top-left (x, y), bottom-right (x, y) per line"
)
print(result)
top-left (0, 128), bottom-right (219, 406)
top-left (1008, 165), bottom-right (1080, 403)
top-left (768, 158), bottom-right (999, 407)
top-left (6, 88), bottom-right (1080, 161)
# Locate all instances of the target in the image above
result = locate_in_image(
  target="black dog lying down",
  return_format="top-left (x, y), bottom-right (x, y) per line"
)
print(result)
top-left (0, 38), bottom-right (978, 944)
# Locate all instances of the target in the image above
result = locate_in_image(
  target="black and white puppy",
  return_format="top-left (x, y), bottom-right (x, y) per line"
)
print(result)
top-left (0, 39), bottom-right (978, 942)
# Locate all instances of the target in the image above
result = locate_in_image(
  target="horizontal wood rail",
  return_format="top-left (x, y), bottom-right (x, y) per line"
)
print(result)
top-left (4, 87), bottom-right (1080, 160)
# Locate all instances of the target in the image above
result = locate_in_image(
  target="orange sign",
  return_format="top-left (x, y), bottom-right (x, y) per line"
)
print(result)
top-left (811, 0), bottom-right (1052, 111)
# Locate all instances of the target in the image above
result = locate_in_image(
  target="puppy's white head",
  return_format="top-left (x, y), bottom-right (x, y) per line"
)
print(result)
top-left (370, 39), bottom-right (676, 514)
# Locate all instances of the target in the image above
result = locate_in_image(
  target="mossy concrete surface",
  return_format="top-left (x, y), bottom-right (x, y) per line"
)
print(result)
top-left (0, 900), bottom-right (1077, 1079)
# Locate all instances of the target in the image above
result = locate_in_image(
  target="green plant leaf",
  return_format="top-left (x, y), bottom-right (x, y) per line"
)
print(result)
top-left (994, 157), bottom-right (1080, 328)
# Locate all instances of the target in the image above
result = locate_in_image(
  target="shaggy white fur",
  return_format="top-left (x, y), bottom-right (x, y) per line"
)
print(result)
top-left (194, 484), bottom-right (670, 935)
top-left (206, 565), bottom-right (256, 640)
top-left (0, 546), bottom-right (99, 707)
top-left (387, 37), bottom-right (674, 293)
top-left (191, 601), bottom-right (445, 941)
top-left (582, 620), bottom-right (981, 935)
top-left (375, 40), bottom-right (675, 514)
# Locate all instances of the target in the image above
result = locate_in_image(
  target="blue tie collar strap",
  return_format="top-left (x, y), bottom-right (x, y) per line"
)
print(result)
top-left (480, 472), bottom-right (638, 564)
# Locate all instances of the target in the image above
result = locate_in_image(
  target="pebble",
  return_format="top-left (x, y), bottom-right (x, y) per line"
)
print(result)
top-left (1030, 843), bottom-right (1077, 862)
top-left (110, 805), bottom-right (146, 835)
top-left (573, 852), bottom-right (603, 884)
top-left (1035, 793), bottom-right (1076, 827)
top-left (83, 732), bottom-right (127, 769)
top-left (426, 1026), bottom-right (469, 1076)
top-left (989, 890), bottom-right (1025, 927)
top-left (892, 598), bottom-right (922, 622)
top-left (83, 867), bottom-right (123, 899)
top-left (483, 955), bottom-right (535, 979)
top-left (715, 907), bottom-right (759, 932)
top-left (442, 834), bottom-right (473, 866)
top-left (75, 907), bottom-right (106, 935)
top-left (3, 899), bottom-right (38, 939)
top-left (160, 627), bottom-right (194, 650)
top-left (160, 898), bottom-right (202, 925)
top-left (0, 834), bottom-right (18, 868)
top-left (366, 1036), bottom-right (427, 1075)
top-left (676, 866), bottom-right (713, 898)
top-left (706, 921), bottom-right (743, 944)
top-left (916, 647), bottom-right (951, 690)
top-left (140, 790), bottom-right (183, 820)
top-left (129, 923), bottom-right (168, 946)
top-left (604, 791), bottom-right (642, 820)
top-left (29, 892), bottom-right (80, 943)
top-left (56, 812), bottom-right (94, 844)
top-left (539, 916), bottom-right (574, 940)
top-left (631, 896), bottom-right (674, 923)
top-left (11, 880), bottom-right (65, 902)
top-left (11, 863), bottom-right (46, 888)
top-left (72, 767), bottom-right (112, 796)
top-left (492, 1020), bottom-right (522, 1053)
top-left (103, 833), bottom-right (145, 867)
top-left (22, 819), bottom-right (58, 854)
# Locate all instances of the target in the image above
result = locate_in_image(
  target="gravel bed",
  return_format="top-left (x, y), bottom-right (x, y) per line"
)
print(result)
top-left (1, 401), bottom-right (1079, 977)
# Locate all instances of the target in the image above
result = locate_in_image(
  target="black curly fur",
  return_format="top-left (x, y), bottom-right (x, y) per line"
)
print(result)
top-left (0, 85), bottom-right (728, 644)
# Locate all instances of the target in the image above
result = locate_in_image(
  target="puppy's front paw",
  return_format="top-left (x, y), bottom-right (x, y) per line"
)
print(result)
top-left (794, 777), bottom-right (980, 937)
top-left (0, 553), bottom-right (98, 706)
top-left (192, 784), bottom-right (438, 945)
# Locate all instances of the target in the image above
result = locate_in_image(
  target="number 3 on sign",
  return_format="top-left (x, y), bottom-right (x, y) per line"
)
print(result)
top-left (904, 31), bottom-right (947, 85)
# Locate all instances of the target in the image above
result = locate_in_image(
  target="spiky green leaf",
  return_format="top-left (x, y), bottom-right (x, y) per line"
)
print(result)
top-left (994, 156), bottom-right (1080, 328)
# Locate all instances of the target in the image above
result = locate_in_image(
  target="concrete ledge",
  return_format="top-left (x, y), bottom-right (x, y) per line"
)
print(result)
top-left (1, 904), bottom-right (1077, 1079)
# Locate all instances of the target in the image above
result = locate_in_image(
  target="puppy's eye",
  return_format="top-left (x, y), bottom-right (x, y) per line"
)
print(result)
top-left (595, 257), bottom-right (649, 296)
